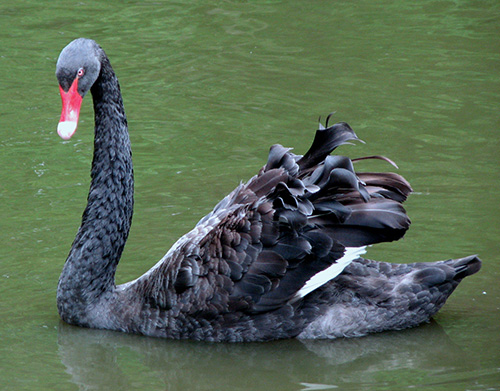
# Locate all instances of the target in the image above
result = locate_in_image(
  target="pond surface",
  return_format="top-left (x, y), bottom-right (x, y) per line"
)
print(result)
top-left (1, 0), bottom-right (499, 390)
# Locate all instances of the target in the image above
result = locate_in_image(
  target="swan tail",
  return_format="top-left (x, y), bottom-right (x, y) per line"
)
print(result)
top-left (297, 255), bottom-right (482, 339)
top-left (445, 254), bottom-right (482, 280)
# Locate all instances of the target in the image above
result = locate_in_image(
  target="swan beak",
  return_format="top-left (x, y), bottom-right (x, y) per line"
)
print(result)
top-left (58, 78), bottom-right (82, 140)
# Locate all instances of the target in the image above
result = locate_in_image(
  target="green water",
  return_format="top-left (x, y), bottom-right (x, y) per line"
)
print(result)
top-left (1, 0), bottom-right (499, 389)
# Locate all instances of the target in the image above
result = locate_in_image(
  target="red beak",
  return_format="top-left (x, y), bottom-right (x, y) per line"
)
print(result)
top-left (58, 78), bottom-right (82, 140)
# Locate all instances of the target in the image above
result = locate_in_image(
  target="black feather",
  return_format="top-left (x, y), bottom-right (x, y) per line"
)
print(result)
top-left (298, 122), bottom-right (360, 170)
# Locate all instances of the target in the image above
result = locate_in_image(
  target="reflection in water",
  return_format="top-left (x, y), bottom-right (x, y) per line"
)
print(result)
top-left (57, 321), bottom-right (469, 391)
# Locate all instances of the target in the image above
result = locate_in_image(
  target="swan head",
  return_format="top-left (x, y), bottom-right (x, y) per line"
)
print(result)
top-left (56, 38), bottom-right (101, 140)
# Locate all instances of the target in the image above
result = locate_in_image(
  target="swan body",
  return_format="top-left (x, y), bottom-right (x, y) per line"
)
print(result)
top-left (55, 38), bottom-right (481, 342)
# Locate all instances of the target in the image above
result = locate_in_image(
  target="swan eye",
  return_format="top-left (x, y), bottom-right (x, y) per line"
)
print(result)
top-left (77, 68), bottom-right (85, 78)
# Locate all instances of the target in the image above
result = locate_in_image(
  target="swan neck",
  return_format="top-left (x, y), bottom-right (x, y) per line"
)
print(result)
top-left (57, 54), bottom-right (134, 324)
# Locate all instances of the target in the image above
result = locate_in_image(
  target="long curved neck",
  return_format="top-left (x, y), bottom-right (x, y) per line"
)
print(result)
top-left (57, 54), bottom-right (134, 323)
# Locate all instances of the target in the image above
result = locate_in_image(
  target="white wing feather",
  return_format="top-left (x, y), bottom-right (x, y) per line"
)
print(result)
top-left (293, 246), bottom-right (367, 300)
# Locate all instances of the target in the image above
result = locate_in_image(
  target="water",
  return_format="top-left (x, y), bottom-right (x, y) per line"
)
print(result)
top-left (1, 0), bottom-right (499, 389)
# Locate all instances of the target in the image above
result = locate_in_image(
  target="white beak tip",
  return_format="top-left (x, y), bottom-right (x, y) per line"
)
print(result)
top-left (57, 121), bottom-right (78, 140)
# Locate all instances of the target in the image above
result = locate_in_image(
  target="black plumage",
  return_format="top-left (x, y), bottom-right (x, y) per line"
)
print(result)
top-left (55, 38), bottom-right (481, 342)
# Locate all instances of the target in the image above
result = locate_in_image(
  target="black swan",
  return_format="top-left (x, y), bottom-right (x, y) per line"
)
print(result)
top-left (55, 38), bottom-right (481, 342)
